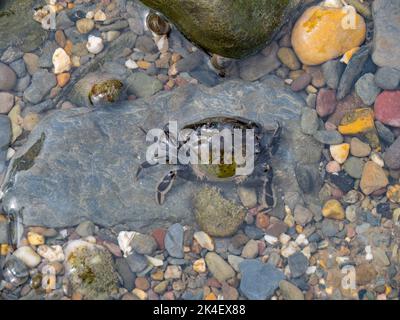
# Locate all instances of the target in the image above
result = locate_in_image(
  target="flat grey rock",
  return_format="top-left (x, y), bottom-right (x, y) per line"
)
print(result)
top-left (1, 77), bottom-right (322, 230)
top-left (372, 0), bottom-right (400, 69)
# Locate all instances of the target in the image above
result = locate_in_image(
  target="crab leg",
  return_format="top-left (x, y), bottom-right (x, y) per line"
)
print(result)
top-left (156, 170), bottom-right (177, 205)
top-left (135, 160), bottom-right (160, 180)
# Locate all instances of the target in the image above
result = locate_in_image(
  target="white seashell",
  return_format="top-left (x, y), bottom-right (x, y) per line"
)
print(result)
top-left (117, 231), bottom-right (138, 257)
top-left (86, 35), bottom-right (104, 54)
top-left (125, 59), bottom-right (138, 69)
top-left (52, 48), bottom-right (71, 74)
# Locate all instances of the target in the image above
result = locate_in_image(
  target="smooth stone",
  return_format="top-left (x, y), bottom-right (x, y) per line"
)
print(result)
top-left (360, 161), bottom-right (389, 195)
top-left (0, 62), bottom-right (17, 91)
top-left (75, 220), bottom-right (95, 237)
top-left (193, 231), bottom-right (214, 251)
top-left (322, 59), bottom-right (344, 90)
top-left (291, 6), bottom-right (366, 65)
top-left (39, 41), bottom-right (59, 69)
top-left (98, 20), bottom-right (129, 32)
top-left (0, 92), bottom-right (14, 114)
top-left (0, 0), bottom-right (46, 52)
top-left (125, 252), bottom-right (148, 273)
top-left (115, 258), bottom-right (136, 291)
top-left (374, 67), bottom-right (400, 90)
top-left (322, 199), bottom-right (345, 220)
top-left (374, 91), bottom-right (400, 128)
top-left (290, 73), bottom-right (312, 92)
top-left (294, 205), bottom-right (313, 226)
top-left (279, 280), bottom-right (304, 300)
top-left (237, 187), bottom-right (257, 208)
top-left (239, 42), bottom-right (280, 82)
top-left (239, 259), bottom-right (284, 300)
top-left (1, 46), bottom-right (24, 64)
top-left (375, 121), bottom-right (395, 145)
top-left (301, 108), bottom-right (319, 135)
top-left (227, 255), bottom-right (244, 272)
top-left (9, 59), bottom-right (26, 78)
top-left (126, 72), bottom-right (163, 98)
top-left (131, 233), bottom-right (157, 256)
top-left (316, 89), bottom-right (337, 118)
top-left (76, 18), bottom-right (95, 34)
top-left (343, 157), bottom-right (364, 179)
top-left (1, 78), bottom-right (321, 229)
top-left (13, 246), bottom-right (41, 268)
top-left (140, 0), bottom-right (302, 59)
top-left (321, 219), bottom-right (339, 237)
top-left (350, 137), bottom-right (371, 157)
top-left (372, 0), bottom-right (400, 69)
top-left (165, 223), bottom-right (184, 259)
top-left (330, 143), bottom-right (350, 164)
top-left (241, 240), bottom-right (259, 259)
top-left (313, 130), bottom-right (343, 145)
top-left (205, 252), bottom-right (235, 283)
top-left (355, 73), bottom-right (381, 106)
top-left (23, 53), bottom-right (39, 75)
top-left (384, 137), bottom-right (400, 170)
top-left (337, 46), bottom-right (370, 100)
top-left (23, 69), bottom-right (57, 104)
top-left (277, 47), bottom-right (300, 71)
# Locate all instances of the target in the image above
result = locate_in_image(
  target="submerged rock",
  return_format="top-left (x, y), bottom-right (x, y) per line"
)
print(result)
top-left (0, 0), bottom-right (47, 53)
top-left (139, 0), bottom-right (303, 59)
top-left (1, 77), bottom-right (322, 229)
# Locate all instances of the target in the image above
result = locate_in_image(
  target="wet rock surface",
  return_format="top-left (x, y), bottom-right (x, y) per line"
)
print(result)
top-left (1, 77), bottom-right (321, 229)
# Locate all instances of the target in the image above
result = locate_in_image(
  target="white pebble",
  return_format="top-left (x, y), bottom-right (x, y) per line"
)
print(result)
top-left (86, 35), bottom-right (104, 54)
top-left (52, 48), bottom-right (71, 74)
top-left (125, 59), bottom-right (138, 69)
top-left (13, 246), bottom-right (41, 268)
top-left (6, 148), bottom-right (15, 161)
top-left (264, 234), bottom-right (278, 245)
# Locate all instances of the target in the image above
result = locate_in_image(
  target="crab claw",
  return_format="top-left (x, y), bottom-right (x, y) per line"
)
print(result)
top-left (156, 170), bottom-right (177, 205)
top-left (135, 161), bottom-right (159, 181)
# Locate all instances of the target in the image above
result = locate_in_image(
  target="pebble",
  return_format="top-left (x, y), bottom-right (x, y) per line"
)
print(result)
top-left (0, 62), bottom-right (17, 91)
top-left (326, 161), bottom-right (341, 174)
top-left (131, 233), bottom-right (158, 255)
top-left (350, 137), bottom-right (371, 157)
top-left (227, 255), bottom-right (244, 272)
top-left (86, 35), bottom-right (104, 54)
top-left (205, 252), bottom-right (235, 283)
top-left (330, 143), bottom-right (350, 164)
top-left (126, 252), bottom-right (148, 273)
top-left (355, 73), bottom-right (381, 106)
top-left (115, 258), bottom-right (135, 291)
top-left (277, 47), bottom-right (300, 70)
top-left (279, 280), bottom-right (304, 300)
top-left (94, 10), bottom-right (107, 22)
top-left (316, 89), bottom-right (337, 117)
top-left (372, 248), bottom-right (390, 267)
top-left (237, 187), bottom-right (257, 208)
top-left (23, 69), bottom-right (57, 104)
top-left (10, 59), bottom-right (26, 78)
top-left (313, 130), bottom-right (343, 145)
top-left (23, 53), bottom-right (39, 75)
top-left (291, 6), bottom-right (366, 65)
top-left (165, 223), bottom-right (184, 258)
top-left (52, 48), bottom-right (71, 74)
top-left (193, 231), bottom-right (214, 251)
top-left (239, 259), bottom-right (284, 300)
top-left (164, 265), bottom-right (182, 280)
top-left (13, 246), bottom-right (41, 268)
top-left (322, 59), bottom-right (344, 90)
top-left (241, 240), bottom-right (259, 259)
top-left (126, 72), bottom-right (163, 98)
top-left (0, 92), bottom-right (14, 115)
top-left (387, 185), bottom-right (400, 204)
top-left (345, 205), bottom-right (358, 223)
top-left (56, 73), bottom-right (71, 88)
top-left (301, 108), bottom-right (319, 135)
top-left (360, 161), bottom-right (389, 195)
top-left (76, 18), bottom-right (95, 34)
top-left (193, 258), bottom-right (207, 273)
top-left (75, 220), bottom-right (95, 237)
top-left (384, 137), bottom-right (400, 170)
top-left (294, 205), bottom-right (313, 226)
top-left (374, 67), bottom-right (400, 90)
top-left (374, 91), bottom-right (400, 128)
top-left (338, 108), bottom-right (375, 135)
top-left (290, 73), bottom-right (312, 92)
top-left (343, 157), bottom-right (364, 179)
top-left (27, 232), bottom-right (45, 246)
top-left (322, 199), bottom-right (345, 220)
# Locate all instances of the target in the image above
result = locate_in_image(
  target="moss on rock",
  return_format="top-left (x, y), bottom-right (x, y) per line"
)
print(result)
top-left (193, 186), bottom-right (246, 237)
top-left (139, 0), bottom-right (300, 59)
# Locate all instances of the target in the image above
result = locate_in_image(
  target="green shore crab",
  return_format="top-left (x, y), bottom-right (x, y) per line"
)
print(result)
top-left (136, 117), bottom-right (282, 210)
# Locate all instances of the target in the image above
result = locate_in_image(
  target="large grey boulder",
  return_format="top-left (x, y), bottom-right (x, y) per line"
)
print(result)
top-left (1, 77), bottom-right (322, 230)
top-left (372, 0), bottom-right (400, 69)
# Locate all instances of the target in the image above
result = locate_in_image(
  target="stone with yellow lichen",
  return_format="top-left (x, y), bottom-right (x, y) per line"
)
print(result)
top-left (330, 143), bottom-right (350, 164)
top-left (387, 184), bottom-right (400, 204)
top-left (322, 199), bottom-right (345, 220)
top-left (291, 6), bottom-right (366, 65)
top-left (338, 108), bottom-right (375, 135)
top-left (27, 231), bottom-right (45, 246)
